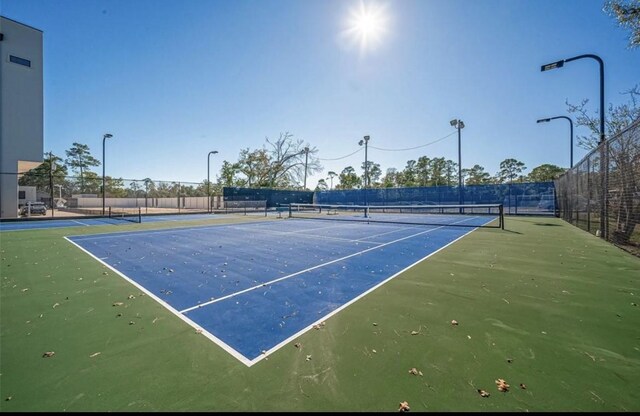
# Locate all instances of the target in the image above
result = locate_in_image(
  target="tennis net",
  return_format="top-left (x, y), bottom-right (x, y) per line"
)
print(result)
top-left (287, 203), bottom-right (504, 229)
top-left (109, 207), bottom-right (142, 223)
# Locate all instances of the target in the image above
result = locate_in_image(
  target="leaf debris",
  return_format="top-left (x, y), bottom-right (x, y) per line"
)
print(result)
top-left (495, 378), bottom-right (510, 392)
top-left (477, 389), bottom-right (490, 397)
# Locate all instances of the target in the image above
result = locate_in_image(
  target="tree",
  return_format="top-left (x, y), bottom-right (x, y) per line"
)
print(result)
top-left (104, 176), bottom-right (128, 198)
top-left (327, 171), bottom-right (338, 190)
top-left (463, 164), bottom-right (492, 185)
top-left (401, 160), bottom-right (418, 187)
top-left (315, 179), bottom-right (328, 191)
top-left (497, 159), bottom-right (527, 184)
top-left (218, 160), bottom-right (244, 188)
top-left (265, 132), bottom-right (322, 188)
top-left (604, 0), bottom-right (640, 49)
top-left (361, 160), bottom-right (382, 188)
top-left (566, 86), bottom-right (640, 150)
top-left (237, 148), bottom-right (271, 187)
top-left (18, 152), bottom-right (68, 193)
top-left (337, 166), bottom-right (361, 189)
top-left (415, 156), bottom-right (431, 186)
top-left (381, 168), bottom-right (400, 188)
top-left (234, 132), bottom-right (323, 188)
top-left (429, 157), bottom-right (447, 186)
top-left (65, 142), bottom-right (101, 192)
top-left (443, 159), bottom-right (458, 186)
top-left (527, 164), bottom-right (567, 182)
top-left (142, 178), bottom-right (155, 196)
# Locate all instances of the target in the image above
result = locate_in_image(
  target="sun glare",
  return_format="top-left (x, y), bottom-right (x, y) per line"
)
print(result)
top-left (343, 1), bottom-right (389, 54)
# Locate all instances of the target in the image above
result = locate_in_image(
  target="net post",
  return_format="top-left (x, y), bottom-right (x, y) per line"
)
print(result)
top-left (500, 204), bottom-right (504, 230)
top-left (288, 204), bottom-right (292, 218)
top-left (264, 203), bottom-right (267, 217)
top-left (138, 206), bottom-right (142, 223)
top-left (108, 206), bottom-right (111, 218)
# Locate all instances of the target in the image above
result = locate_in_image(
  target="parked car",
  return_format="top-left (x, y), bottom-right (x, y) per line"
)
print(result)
top-left (20, 201), bottom-right (47, 216)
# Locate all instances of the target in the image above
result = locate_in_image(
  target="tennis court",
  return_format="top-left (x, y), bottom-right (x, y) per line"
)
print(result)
top-left (2, 208), bottom-right (640, 412)
top-left (0, 212), bottom-right (249, 232)
top-left (65, 208), bottom-right (497, 365)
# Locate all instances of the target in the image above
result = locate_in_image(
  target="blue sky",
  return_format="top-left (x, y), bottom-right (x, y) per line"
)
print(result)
top-left (2, 0), bottom-right (638, 188)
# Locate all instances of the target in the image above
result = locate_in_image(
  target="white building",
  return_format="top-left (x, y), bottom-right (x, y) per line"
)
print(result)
top-left (0, 16), bottom-right (44, 218)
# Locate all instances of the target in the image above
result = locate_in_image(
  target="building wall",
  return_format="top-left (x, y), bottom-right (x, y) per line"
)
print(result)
top-left (0, 16), bottom-right (44, 218)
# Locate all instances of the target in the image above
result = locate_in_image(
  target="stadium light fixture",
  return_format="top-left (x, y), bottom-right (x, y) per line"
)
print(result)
top-left (540, 54), bottom-right (604, 145)
top-left (536, 116), bottom-right (574, 167)
top-left (303, 146), bottom-right (310, 189)
top-left (102, 133), bottom-right (113, 216)
top-left (450, 120), bottom-right (465, 209)
top-left (541, 53), bottom-right (606, 238)
top-left (359, 135), bottom-right (370, 212)
top-left (207, 150), bottom-right (219, 213)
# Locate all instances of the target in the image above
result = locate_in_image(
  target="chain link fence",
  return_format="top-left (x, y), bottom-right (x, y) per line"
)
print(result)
top-left (554, 118), bottom-right (639, 256)
top-left (2, 174), bottom-right (225, 219)
top-left (315, 182), bottom-right (556, 216)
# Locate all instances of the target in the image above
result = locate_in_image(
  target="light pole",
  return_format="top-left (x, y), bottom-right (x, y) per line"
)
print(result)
top-left (359, 135), bottom-right (370, 211)
top-left (207, 150), bottom-right (218, 213)
top-left (102, 133), bottom-right (113, 216)
top-left (541, 54), bottom-right (606, 238)
top-left (49, 152), bottom-right (55, 217)
top-left (450, 119), bottom-right (465, 208)
top-left (536, 116), bottom-right (574, 167)
top-left (303, 146), bottom-right (309, 189)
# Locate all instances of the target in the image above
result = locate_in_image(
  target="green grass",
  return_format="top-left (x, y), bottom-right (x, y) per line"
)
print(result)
top-left (1, 216), bottom-right (639, 411)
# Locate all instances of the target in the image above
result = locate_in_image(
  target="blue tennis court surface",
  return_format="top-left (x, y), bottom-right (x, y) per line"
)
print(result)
top-left (66, 215), bottom-right (495, 366)
top-left (0, 213), bottom-right (229, 232)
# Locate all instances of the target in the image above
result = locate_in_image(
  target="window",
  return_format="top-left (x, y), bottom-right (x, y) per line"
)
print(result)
top-left (9, 55), bottom-right (31, 67)
top-left (18, 191), bottom-right (26, 199)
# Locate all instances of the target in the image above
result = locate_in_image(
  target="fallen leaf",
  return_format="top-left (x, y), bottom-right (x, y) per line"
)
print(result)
top-left (52, 302), bottom-right (60, 308)
top-left (306, 355), bottom-right (312, 361)
top-left (294, 343), bottom-right (301, 348)
top-left (451, 320), bottom-right (458, 326)
top-left (373, 322), bottom-right (378, 326)
top-left (372, 349), bottom-right (377, 354)
top-left (127, 295), bottom-right (135, 299)
top-left (42, 351), bottom-right (55, 358)
top-left (519, 383), bottom-right (527, 390)
top-left (408, 368), bottom-right (422, 376)
top-left (478, 389), bottom-right (490, 397)
top-left (495, 378), bottom-right (510, 392)
top-left (112, 302), bottom-right (123, 307)
top-left (398, 401), bottom-right (410, 412)
top-left (410, 331), bottom-right (419, 335)
top-left (5, 396), bottom-right (12, 401)
top-left (89, 352), bottom-right (101, 358)
top-left (195, 329), bottom-right (203, 334)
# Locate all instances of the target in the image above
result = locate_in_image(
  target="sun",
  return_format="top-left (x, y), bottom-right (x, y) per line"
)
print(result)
top-left (343, 1), bottom-right (389, 54)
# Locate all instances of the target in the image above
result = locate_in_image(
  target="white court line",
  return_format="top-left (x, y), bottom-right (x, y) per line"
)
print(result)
top-left (63, 235), bottom-right (253, 366)
top-left (70, 219), bottom-right (91, 226)
top-left (247, 219), bottom-right (485, 366)
top-left (65, 216), bottom-right (277, 239)
top-left (179, 216), bottom-right (478, 314)
top-left (66, 214), bottom-right (489, 367)
top-left (226, 222), bottom-right (415, 244)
